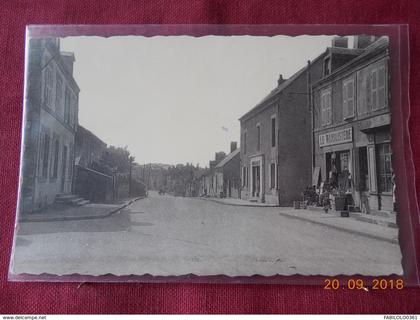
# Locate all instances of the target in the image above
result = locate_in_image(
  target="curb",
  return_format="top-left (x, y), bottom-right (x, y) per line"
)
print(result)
top-left (278, 210), bottom-right (399, 245)
top-left (197, 197), bottom-right (278, 208)
top-left (19, 196), bottom-right (145, 223)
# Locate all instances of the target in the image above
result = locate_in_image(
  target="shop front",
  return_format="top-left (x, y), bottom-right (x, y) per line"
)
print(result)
top-left (315, 122), bottom-right (394, 214)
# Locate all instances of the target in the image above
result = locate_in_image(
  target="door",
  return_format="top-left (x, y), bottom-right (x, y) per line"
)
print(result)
top-left (61, 145), bottom-right (68, 192)
top-left (252, 165), bottom-right (260, 197)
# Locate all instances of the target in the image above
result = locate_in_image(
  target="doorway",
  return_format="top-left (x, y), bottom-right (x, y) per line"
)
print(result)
top-left (61, 145), bottom-right (68, 192)
top-left (252, 165), bottom-right (261, 197)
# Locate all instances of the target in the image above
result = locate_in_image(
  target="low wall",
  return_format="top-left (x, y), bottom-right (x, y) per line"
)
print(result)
top-left (74, 165), bottom-right (114, 203)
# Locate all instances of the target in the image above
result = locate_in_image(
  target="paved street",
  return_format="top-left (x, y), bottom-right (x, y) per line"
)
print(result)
top-left (11, 191), bottom-right (402, 277)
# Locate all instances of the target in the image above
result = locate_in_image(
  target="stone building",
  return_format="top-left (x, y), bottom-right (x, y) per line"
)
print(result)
top-left (239, 49), bottom-right (329, 205)
top-left (312, 36), bottom-right (393, 213)
top-left (214, 142), bottom-right (241, 198)
top-left (19, 38), bottom-right (80, 213)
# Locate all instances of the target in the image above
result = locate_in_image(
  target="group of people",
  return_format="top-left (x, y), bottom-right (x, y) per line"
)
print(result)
top-left (303, 164), bottom-right (354, 213)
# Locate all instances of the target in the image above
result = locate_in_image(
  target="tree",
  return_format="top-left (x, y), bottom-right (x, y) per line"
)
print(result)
top-left (99, 145), bottom-right (132, 174)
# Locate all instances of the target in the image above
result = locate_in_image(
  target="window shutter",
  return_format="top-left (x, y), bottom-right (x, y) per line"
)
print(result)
top-left (378, 65), bottom-right (386, 109)
top-left (348, 80), bottom-right (354, 117)
top-left (371, 69), bottom-right (378, 111)
top-left (327, 91), bottom-right (332, 124)
top-left (366, 73), bottom-right (371, 111)
top-left (343, 82), bottom-right (348, 119)
top-left (353, 148), bottom-right (360, 191)
top-left (367, 145), bottom-right (377, 193)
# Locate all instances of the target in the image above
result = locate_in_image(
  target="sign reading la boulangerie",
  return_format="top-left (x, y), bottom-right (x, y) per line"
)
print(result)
top-left (319, 128), bottom-right (353, 147)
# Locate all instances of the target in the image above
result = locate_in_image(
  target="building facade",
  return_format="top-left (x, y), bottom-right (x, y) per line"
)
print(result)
top-left (214, 142), bottom-right (241, 198)
top-left (312, 36), bottom-right (393, 213)
top-left (19, 38), bottom-right (80, 213)
top-left (239, 51), bottom-right (328, 205)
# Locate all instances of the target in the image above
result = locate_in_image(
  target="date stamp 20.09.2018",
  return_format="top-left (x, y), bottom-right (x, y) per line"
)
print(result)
top-left (324, 278), bottom-right (404, 290)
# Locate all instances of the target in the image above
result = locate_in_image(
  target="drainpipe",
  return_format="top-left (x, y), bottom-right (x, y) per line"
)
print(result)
top-left (308, 60), bottom-right (315, 173)
top-left (277, 96), bottom-right (281, 206)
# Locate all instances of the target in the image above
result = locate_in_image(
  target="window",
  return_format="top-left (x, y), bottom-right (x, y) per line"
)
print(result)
top-left (371, 69), bottom-right (378, 111)
top-left (243, 130), bottom-right (247, 155)
top-left (271, 116), bottom-right (276, 147)
top-left (324, 56), bottom-right (331, 76)
top-left (41, 131), bottom-right (50, 180)
top-left (64, 89), bottom-right (71, 124)
top-left (242, 166), bottom-right (247, 187)
top-left (44, 66), bottom-right (54, 108)
top-left (376, 143), bottom-right (393, 193)
top-left (378, 65), bottom-right (387, 110)
top-left (320, 88), bottom-right (332, 126)
top-left (270, 163), bottom-right (276, 189)
top-left (256, 124), bottom-right (261, 151)
top-left (51, 139), bottom-right (60, 179)
top-left (55, 74), bottom-right (63, 116)
top-left (343, 78), bottom-right (355, 119)
top-left (69, 142), bottom-right (74, 179)
top-left (69, 95), bottom-right (75, 128)
top-left (368, 64), bottom-right (387, 112)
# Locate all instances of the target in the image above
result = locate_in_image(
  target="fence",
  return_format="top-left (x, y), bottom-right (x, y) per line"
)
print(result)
top-left (74, 165), bottom-right (147, 203)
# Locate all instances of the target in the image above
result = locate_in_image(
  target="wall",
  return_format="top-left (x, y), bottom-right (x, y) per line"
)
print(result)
top-left (74, 165), bottom-right (113, 203)
top-left (277, 70), bottom-right (312, 205)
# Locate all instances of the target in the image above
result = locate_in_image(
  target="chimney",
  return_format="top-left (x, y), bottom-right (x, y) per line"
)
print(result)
top-left (331, 36), bottom-right (348, 48)
top-left (215, 151), bottom-right (226, 164)
top-left (60, 52), bottom-right (75, 75)
top-left (353, 35), bottom-right (376, 49)
top-left (209, 160), bottom-right (216, 169)
top-left (277, 74), bottom-right (286, 86)
top-left (230, 141), bottom-right (237, 153)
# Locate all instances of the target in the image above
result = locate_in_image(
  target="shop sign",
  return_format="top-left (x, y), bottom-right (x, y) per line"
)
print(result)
top-left (319, 128), bottom-right (352, 147)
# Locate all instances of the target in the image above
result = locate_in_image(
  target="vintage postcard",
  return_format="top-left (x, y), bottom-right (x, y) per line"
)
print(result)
top-left (9, 27), bottom-right (404, 280)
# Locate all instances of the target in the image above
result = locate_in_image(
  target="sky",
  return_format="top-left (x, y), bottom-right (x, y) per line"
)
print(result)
top-left (61, 35), bottom-right (336, 167)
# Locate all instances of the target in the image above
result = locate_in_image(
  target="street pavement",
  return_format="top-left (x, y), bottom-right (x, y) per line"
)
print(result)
top-left (11, 191), bottom-right (402, 277)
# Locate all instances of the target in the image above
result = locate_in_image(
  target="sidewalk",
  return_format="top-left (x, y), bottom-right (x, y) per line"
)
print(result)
top-left (198, 196), bottom-right (278, 207)
top-left (19, 196), bottom-right (144, 223)
top-left (278, 208), bottom-right (399, 244)
top-left (199, 196), bottom-right (398, 244)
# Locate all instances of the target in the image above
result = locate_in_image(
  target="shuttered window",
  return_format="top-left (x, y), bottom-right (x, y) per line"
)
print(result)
top-left (378, 65), bottom-right (386, 109)
top-left (271, 116), bottom-right (276, 147)
top-left (44, 66), bottom-right (54, 108)
top-left (343, 78), bottom-right (355, 119)
top-left (370, 64), bottom-right (387, 111)
top-left (256, 124), bottom-right (261, 151)
top-left (321, 88), bottom-right (332, 126)
top-left (55, 74), bottom-right (63, 115)
top-left (371, 69), bottom-right (378, 111)
top-left (64, 89), bottom-right (71, 124)
top-left (270, 163), bottom-right (276, 189)
top-left (41, 131), bottom-right (50, 180)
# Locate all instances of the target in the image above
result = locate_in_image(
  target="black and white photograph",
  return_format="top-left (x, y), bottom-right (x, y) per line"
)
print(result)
top-left (9, 31), bottom-right (402, 278)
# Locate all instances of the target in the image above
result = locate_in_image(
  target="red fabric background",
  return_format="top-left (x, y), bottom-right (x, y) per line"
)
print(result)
top-left (1, 0), bottom-right (420, 314)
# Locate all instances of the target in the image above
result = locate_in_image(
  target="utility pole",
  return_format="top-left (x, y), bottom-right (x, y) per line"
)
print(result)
top-left (128, 156), bottom-right (135, 197)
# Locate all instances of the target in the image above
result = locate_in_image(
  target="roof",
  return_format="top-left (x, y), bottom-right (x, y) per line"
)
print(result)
top-left (239, 65), bottom-right (307, 121)
top-left (328, 46), bottom-right (364, 56)
top-left (239, 46), bottom-right (333, 122)
top-left (76, 125), bottom-right (107, 147)
top-left (215, 148), bottom-right (240, 168)
top-left (313, 36), bottom-right (389, 87)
